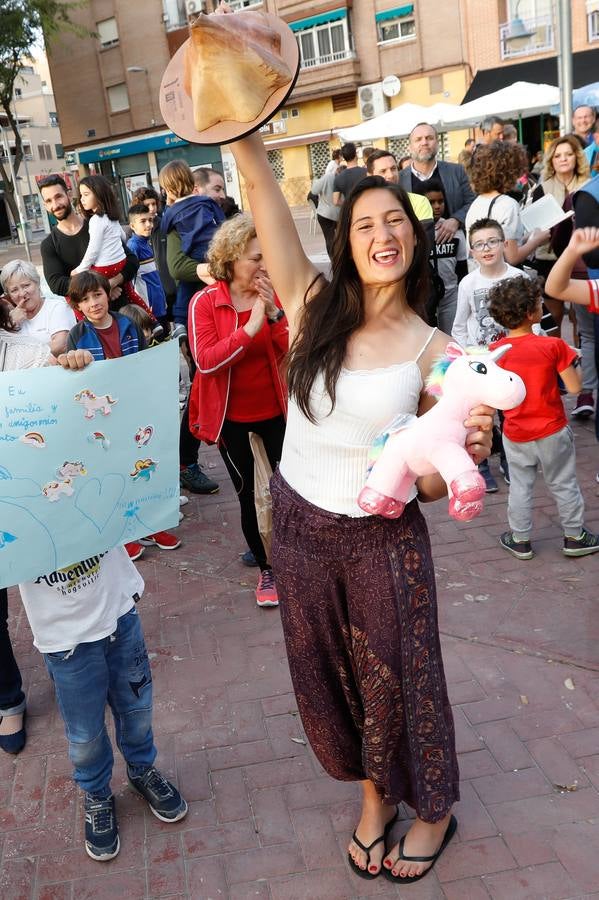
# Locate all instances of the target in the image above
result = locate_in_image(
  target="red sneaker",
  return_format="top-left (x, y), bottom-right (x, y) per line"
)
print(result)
top-left (255, 569), bottom-right (279, 608)
top-left (139, 531), bottom-right (181, 550)
top-left (126, 542), bottom-right (145, 561)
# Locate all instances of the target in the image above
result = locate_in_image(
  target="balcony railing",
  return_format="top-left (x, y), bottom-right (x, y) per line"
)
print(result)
top-left (499, 14), bottom-right (554, 59)
top-left (300, 48), bottom-right (356, 69)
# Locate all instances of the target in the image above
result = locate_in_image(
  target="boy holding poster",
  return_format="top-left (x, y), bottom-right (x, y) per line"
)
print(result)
top-left (16, 346), bottom-right (188, 862)
top-left (66, 271), bottom-right (181, 561)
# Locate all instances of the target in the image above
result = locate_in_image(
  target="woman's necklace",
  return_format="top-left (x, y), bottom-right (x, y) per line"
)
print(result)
top-left (556, 172), bottom-right (576, 192)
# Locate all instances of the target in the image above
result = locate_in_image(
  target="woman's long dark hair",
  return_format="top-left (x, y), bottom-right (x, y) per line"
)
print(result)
top-left (79, 174), bottom-right (121, 221)
top-left (287, 177), bottom-right (431, 422)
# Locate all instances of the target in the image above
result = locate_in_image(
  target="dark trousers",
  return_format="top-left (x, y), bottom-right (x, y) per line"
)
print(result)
top-left (179, 353), bottom-right (202, 468)
top-left (0, 588), bottom-right (25, 716)
top-left (270, 471), bottom-right (459, 819)
top-left (317, 215), bottom-right (337, 258)
top-left (219, 416), bottom-right (286, 569)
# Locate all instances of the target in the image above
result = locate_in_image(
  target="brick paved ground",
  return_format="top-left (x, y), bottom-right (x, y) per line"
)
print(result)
top-left (2, 215), bottom-right (599, 899)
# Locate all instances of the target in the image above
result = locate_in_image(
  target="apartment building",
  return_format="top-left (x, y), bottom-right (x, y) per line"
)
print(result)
top-left (0, 58), bottom-right (65, 239)
top-left (45, 0), bottom-right (599, 207)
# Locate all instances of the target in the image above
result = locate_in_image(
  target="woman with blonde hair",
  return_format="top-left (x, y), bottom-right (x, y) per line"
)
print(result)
top-left (532, 136), bottom-right (592, 399)
top-left (187, 213), bottom-right (288, 608)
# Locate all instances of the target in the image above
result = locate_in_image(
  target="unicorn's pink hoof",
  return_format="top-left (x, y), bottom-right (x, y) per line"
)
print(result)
top-left (449, 497), bottom-right (484, 521)
top-left (358, 487), bottom-right (405, 519)
top-left (450, 470), bottom-right (486, 503)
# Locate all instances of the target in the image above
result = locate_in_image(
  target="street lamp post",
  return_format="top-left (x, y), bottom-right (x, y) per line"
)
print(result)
top-left (127, 66), bottom-right (157, 127)
top-left (557, 0), bottom-right (573, 134)
top-left (0, 119), bottom-right (31, 261)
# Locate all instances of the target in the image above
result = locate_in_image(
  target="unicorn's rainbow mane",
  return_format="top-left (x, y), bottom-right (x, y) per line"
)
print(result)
top-left (425, 356), bottom-right (451, 397)
top-left (425, 347), bottom-right (482, 397)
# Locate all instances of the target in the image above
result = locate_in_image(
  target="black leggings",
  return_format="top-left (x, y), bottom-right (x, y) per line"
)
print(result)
top-left (180, 352), bottom-right (202, 468)
top-left (0, 588), bottom-right (24, 715)
top-left (219, 416), bottom-right (286, 570)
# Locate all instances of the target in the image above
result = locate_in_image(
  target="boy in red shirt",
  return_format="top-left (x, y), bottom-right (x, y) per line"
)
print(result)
top-left (488, 275), bottom-right (599, 559)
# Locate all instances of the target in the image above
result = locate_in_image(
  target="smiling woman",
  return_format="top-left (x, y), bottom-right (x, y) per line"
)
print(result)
top-left (187, 213), bottom-right (288, 609)
top-left (227, 130), bottom-right (494, 885)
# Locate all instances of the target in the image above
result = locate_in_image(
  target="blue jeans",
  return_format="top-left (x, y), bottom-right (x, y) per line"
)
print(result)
top-left (0, 588), bottom-right (25, 717)
top-left (44, 607), bottom-right (156, 797)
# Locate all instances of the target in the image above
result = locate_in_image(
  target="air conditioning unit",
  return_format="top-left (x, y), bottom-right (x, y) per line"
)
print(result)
top-left (186, 0), bottom-right (206, 16)
top-left (358, 83), bottom-right (388, 121)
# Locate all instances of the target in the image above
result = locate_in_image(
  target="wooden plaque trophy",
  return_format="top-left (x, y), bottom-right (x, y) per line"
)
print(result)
top-left (159, 4), bottom-right (300, 145)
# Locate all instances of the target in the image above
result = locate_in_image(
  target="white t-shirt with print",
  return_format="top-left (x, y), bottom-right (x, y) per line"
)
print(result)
top-left (18, 296), bottom-right (76, 346)
top-left (19, 546), bottom-right (143, 653)
top-left (452, 263), bottom-right (527, 348)
top-left (465, 194), bottom-right (525, 245)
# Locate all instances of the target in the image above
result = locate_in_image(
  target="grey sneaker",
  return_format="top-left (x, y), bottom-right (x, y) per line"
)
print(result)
top-left (563, 528), bottom-right (599, 557)
top-left (128, 766), bottom-right (188, 822)
top-left (500, 531), bottom-right (533, 560)
top-left (84, 794), bottom-right (120, 861)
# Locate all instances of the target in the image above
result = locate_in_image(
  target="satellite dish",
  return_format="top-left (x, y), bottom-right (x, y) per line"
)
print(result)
top-left (382, 75), bottom-right (401, 98)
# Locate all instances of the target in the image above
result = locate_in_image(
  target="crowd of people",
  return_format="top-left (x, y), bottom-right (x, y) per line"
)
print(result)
top-left (1, 102), bottom-right (599, 881)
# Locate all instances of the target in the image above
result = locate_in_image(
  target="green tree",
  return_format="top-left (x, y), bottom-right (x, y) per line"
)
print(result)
top-left (0, 0), bottom-right (85, 224)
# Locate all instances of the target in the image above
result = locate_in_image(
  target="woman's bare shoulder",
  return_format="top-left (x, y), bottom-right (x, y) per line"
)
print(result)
top-left (418, 326), bottom-right (452, 374)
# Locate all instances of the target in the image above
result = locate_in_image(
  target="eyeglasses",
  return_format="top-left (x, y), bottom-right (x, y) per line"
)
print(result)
top-left (471, 238), bottom-right (502, 251)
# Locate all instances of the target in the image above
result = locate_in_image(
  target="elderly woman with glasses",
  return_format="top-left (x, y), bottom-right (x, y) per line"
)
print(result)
top-left (0, 259), bottom-right (76, 356)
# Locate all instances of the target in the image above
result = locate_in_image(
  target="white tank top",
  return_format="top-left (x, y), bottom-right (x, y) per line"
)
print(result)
top-left (279, 328), bottom-right (437, 516)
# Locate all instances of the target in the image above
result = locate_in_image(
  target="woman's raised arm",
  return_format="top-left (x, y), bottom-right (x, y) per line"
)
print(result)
top-left (230, 132), bottom-right (320, 323)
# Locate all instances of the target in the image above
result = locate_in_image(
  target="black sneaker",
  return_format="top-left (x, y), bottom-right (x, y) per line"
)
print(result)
top-left (479, 461), bottom-right (498, 493)
top-left (180, 463), bottom-right (219, 494)
top-left (128, 766), bottom-right (188, 822)
top-left (499, 459), bottom-right (510, 485)
top-left (84, 794), bottom-right (120, 861)
top-left (563, 528), bottom-right (599, 557)
top-left (241, 549), bottom-right (259, 567)
top-left (500, 531), bottom-right (533, 560)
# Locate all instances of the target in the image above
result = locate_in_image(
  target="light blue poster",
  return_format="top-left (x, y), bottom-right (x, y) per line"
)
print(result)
top-left (0, 341), bottom-right (180, 588)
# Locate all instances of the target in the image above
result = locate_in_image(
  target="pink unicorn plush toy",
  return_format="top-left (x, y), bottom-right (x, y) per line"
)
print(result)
top-left (357, 342), bottom-right (526, 522)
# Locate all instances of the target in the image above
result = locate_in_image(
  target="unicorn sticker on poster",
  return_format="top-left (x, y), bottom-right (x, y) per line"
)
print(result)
top-left (74, 388), bottom-right (118, 419)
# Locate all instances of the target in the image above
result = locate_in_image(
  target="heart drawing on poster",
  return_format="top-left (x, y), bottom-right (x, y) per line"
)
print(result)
top-left (75, 474), bottom-right (126, 532)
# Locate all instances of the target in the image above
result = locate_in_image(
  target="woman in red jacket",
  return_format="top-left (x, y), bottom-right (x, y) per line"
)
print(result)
top-left (188, 214), bottom-right (288, 607)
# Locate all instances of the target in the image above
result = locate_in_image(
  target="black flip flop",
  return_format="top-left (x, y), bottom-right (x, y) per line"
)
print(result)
top-left (347, 807), bottom-right (399, 880)
top-left (382, 814), bottom-right (457, 884)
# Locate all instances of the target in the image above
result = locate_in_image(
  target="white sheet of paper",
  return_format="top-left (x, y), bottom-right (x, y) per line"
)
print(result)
top-left (520, 193), bottom-right (575, 232)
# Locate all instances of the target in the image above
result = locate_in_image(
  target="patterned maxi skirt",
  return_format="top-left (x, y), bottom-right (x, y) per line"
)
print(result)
top-left (270, 469), bottom-right (459, 823)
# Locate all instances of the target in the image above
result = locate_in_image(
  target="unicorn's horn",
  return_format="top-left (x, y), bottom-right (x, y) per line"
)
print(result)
top-left (489, 344), bottom-right (512, 362)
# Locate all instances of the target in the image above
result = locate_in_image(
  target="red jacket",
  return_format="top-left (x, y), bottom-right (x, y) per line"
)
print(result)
top-left (188, 280), bottom-right (288, 443)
